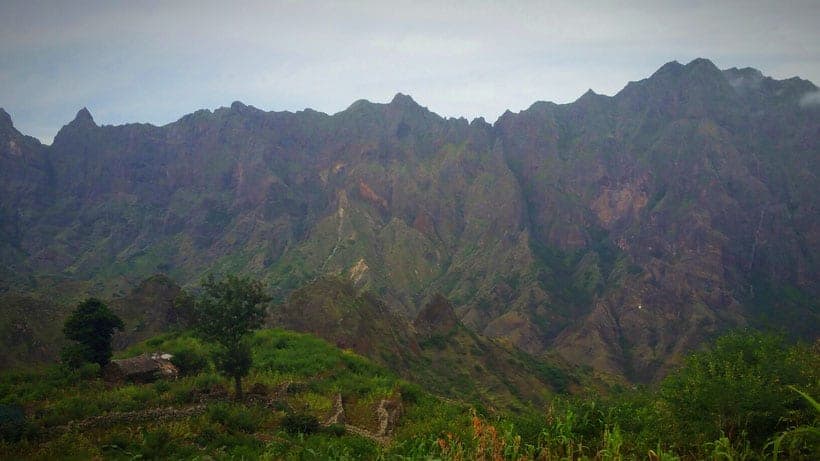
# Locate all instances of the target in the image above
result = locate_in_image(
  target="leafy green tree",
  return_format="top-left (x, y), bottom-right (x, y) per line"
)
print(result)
top-left (62, 298), bottom-right (124, 367)
top-left (194, 274), bottom-right (270, 399)
top-left (660, 330), bottom-right (818, 449)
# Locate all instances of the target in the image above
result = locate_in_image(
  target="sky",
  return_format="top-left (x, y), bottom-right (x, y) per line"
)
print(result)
top-left (1, 0), bottom-right (819, 144)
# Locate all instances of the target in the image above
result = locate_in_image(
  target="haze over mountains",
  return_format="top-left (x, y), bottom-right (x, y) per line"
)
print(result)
top-left (1, 58), bottom-right (818, 382)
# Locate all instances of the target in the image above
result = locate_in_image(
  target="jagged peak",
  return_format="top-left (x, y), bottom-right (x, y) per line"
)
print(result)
top-left (389, 92), bottom-right (419, 107)
top-left (52, 107), bottom-right (99, 144)
top-left (723, 66), bottom-right (764, 79)
top-left (69, 107), bottom-right (97, 127)
top-left (619, 57), bottom-right (732, 102)
top-left (575, 88), bottom-right (602, 103)
top-left (723, 67), bottom-right (766, 92)
top-left (647, 58), bottom-right (721, 81)
top-left (345, 98), bottom-right (376, 112)
top-left (650, 60), bottom-right (684, 78)
top-left (686, 57), bottom-right (718, 70)
top-left (684, 58), bottom-right (724, 79)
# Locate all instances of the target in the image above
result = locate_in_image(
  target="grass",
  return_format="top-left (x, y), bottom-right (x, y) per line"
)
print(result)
top-left (1, 329), bottom-right (817, 460)
top-left (0, 328), bottom-right (474, 459)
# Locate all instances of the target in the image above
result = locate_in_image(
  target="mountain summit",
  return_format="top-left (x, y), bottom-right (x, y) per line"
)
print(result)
top-left (69, 107), bottom-right (96, 127)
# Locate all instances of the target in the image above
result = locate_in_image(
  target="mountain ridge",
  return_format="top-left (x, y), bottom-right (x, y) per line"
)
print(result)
top-left (1, 57), bottom-right (817, 382)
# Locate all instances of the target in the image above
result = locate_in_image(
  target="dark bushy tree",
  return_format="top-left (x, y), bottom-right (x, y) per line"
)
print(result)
top-left (194, 274), bottom-right (270, 399)
top-left (62, 298), bottom-right (124, 367)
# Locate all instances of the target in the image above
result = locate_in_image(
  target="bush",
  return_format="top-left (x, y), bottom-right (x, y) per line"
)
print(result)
top-left (138, 428), bottom-right (172, 459)
top-left (208, 403), bottom-right (258, 433)
top-left (194, 373), bottom-right (222, 391)
top-left (60, 343), bottom-right (93, 369)
top-left (77, 362), bottom-right (101, 379)
top-left (153, 380), bottom-right (170, 394)
top-left (282, 412), bottom-right (319, 434)
top-left (398, 381), bottom-right (422, 404)
top-left (0, 404), bottom-right (26, 441)
top-left (171, 387), bottom-right (195, 404)
top-left (170, 348), bottom-right (209, 376)
top-left (325, 423), bottom-right (346, 437)
top-left (660, 331), bottom-right (818, 448)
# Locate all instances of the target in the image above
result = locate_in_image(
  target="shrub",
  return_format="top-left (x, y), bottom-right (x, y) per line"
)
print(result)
top-left (398, 381), bottom-right (422, 404)
top-left (60, 343), bottom-right (92, 369)
top-left (171, 387), bottom-right (195, 404)
top-left (326, 423), bottom-right (346, 437)
top-left (282, 412), bottom-right (319, 434)
top-left (153, 380), bottom-right (170, 394)
top-left (0, 404), bottom-right (26, 441)
top-left (194, 373), bottom-right (222, 391)
top-left (138, 428), bottom-right (172, 459)
top-left (170, 348), bottom-right (209, 376)
top-left (77, 362), bottom-right (101, 379)
top-left (660, 331), bottom-right (818, 448)
top-left (208, 403), bottom-right (259, 433)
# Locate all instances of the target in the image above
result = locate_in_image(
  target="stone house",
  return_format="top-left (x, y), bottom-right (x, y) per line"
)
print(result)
top-left (104, 352), bottom-right (179, 383)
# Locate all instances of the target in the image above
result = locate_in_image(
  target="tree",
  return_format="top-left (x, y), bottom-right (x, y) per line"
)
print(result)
top-left (194, 274), bottom-right (270, 399)
top-left (62, 298), bottom-right (124, 367)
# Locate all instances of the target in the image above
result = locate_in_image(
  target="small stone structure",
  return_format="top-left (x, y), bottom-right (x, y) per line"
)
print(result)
top-left (104, 352), bottom-right (178, 383)
top-left (375, 397), bottom-right (403, 437)
top-left (325, 393), bottom-right (345, 425)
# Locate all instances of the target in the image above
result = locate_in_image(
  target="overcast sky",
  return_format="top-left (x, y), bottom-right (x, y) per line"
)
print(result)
top-left (1, 0), bottom-right (818, 143)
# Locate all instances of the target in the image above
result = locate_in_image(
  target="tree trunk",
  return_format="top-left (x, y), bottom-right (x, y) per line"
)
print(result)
top-left (234, 375), bottom-right (243, 400)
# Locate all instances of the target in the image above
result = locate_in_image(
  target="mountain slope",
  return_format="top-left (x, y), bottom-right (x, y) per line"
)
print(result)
top-left (269, 277), bottom-right (572, 411)
top-left (1, 58), bottom-right (817, 381)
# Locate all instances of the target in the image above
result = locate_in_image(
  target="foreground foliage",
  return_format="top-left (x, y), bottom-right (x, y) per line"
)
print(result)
top-left (0, 329), bottom-right (817, 459)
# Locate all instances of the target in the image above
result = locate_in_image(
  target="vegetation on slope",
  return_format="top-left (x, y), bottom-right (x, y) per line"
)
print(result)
top-left (272, 277), bottom-right (576, 412)
top-left (1, 329), bottom-right (817, 460)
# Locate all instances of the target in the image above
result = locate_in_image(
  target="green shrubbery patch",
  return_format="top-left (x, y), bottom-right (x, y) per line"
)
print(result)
top-left (282, 412), bottom-right (320, 434)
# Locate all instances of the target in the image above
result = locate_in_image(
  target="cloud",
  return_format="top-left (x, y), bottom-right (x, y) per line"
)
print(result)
top-left (799, 90), bottom-right (820, 107)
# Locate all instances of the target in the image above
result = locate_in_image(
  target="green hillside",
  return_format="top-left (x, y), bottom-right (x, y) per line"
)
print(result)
top-left (1, 329), bottom-right (817, 460)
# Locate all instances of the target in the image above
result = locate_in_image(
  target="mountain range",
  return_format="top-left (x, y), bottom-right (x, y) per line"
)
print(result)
top-left (1, 58), bottom-right (818, 382)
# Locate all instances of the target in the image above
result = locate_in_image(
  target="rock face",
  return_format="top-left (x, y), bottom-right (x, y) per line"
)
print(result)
top-left (2, 58), bottom-right (818, 381)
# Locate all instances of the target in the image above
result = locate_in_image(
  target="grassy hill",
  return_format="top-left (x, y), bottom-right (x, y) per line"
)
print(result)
top-left (271, 277), bottom-right (577, 412)
top-left (0, 329), bottom-right (479, 459)
top-left (1, 329), bottom-right (817, 460)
